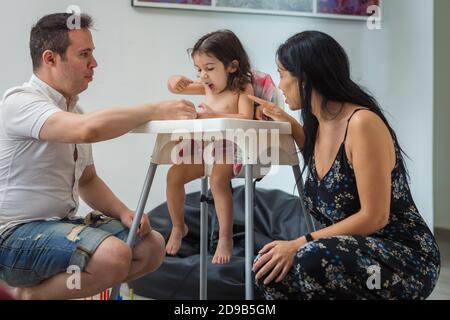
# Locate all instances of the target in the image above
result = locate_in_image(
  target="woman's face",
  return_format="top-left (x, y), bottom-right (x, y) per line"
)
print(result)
top-left (277, 61), bottom-right (301, 110)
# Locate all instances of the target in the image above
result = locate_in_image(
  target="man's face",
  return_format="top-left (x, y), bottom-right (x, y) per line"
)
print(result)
top-left (55, 28), bottom-right (97, 97)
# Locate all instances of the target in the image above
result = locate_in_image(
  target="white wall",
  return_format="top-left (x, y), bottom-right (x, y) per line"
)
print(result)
top-left (434, 0), bottom-right (450, 230)
top-left (0, 0), bottom-right (435, 228)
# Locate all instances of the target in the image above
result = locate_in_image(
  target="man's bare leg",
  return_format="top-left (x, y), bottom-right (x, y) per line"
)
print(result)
top-left (124, 230), bottom-right (165, 282)
top-left (16, 236), bottom-right (132, 300)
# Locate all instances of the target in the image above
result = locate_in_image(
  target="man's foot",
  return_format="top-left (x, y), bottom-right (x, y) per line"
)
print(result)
top-left (14, 287), bottom-right (33, 300)
top-left (165, 225), bottom-right (188, 256)
top-left (212, 237), bottom-right (233, 264)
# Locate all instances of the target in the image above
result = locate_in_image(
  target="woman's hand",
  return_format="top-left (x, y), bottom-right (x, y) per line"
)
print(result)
top-left (247, 95), bottom-right (291, 122)
top-left (252, 237), bottom-right (306, 284)
top-left (120, 209), bottom-right (152, 238)
top-left (168, 75), bottom-right (194, 93)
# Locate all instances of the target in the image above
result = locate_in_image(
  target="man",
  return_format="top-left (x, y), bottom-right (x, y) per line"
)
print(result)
top-left (0, 13), bottom-right (196, 299)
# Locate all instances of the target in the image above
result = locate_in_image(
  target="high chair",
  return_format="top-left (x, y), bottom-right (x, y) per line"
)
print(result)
top-left (110, 75), bottom-right (316, 300)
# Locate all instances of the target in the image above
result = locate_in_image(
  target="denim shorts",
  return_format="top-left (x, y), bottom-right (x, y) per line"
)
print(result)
top-left (0, 211), bottom-right (130, 287)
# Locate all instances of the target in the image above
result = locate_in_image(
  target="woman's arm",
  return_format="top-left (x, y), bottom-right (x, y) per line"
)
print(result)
top-left (287, 114), bottom-right (305, 150)
top-left (167, 75), bottom-right (205, 95)
top-left (247, 95), bottom-right (305, 149)
top-left (253, 110), bottom-right (396, 284)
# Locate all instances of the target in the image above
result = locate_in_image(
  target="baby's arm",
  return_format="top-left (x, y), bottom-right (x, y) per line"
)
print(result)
top-left (167, 75), bottom-right (205, 95)
top-left (235, 83), bottom-right (255, 119)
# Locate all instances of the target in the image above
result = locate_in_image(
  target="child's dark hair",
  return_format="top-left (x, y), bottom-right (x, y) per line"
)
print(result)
top-left (189, 29), bottom-right (252, 92)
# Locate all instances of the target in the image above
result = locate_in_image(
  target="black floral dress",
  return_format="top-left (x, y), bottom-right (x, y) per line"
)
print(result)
top-left (255, 109), bottom-right (441, 300)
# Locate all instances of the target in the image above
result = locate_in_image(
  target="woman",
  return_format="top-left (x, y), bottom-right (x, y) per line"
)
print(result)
top-left (248, 31), bottom-right (440, 300)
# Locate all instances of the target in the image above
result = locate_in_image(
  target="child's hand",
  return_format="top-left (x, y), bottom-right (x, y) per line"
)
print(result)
top-left (247, 95), bottom-right (289, 122)
top-left (168, 75), bottom-right (193, 93)
top-left (197, 103), bottom-right (216, 119)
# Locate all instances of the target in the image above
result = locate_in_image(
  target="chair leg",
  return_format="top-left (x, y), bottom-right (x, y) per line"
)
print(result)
top-left (244, 164), bottom-right (254, 300)
top-left (199, 177), bottom-right (208, 300)
top-left (110, 162), bottom-right (158, 300)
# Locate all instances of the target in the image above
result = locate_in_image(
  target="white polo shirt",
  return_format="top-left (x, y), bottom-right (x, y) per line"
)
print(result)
top-left (0, 74), bottom-right (93, 236)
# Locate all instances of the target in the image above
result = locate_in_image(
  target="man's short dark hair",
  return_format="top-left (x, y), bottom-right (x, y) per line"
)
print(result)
top-left (30, 13), bottom-right (94, 71)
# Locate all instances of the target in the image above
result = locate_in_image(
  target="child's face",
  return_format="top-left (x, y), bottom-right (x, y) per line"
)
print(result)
top-left (193, 52), bottom-right (235, 94)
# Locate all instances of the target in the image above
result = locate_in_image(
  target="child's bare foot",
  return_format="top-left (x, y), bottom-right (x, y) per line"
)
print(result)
top-left (212, 237), bottom-right (233, 264)
top-left (166, 224), bottom-right (188, 256)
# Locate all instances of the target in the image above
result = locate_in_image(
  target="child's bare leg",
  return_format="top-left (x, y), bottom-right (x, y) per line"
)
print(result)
top-left (166, 164), bottom-right (204, 255)
top-left (210, 164), bottom-right (235, 264)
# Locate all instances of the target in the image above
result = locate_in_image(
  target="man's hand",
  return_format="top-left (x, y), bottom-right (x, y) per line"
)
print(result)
top-left (247, 95), bottom-right (290, 122)
top-left (120, 209), bottom-right (152, 238)
top-left (150, 99), bottom-right (197, 120)
top-left (168, 75), bottom-right (194, 93)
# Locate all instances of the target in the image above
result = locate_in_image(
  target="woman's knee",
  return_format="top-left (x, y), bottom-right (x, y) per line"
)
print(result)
top-left (295, 241), bottom-right (328, 272)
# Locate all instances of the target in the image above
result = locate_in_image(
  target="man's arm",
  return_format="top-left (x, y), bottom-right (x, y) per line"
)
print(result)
top-left (78, 164), bottom-right (129, 219)
top-left (39, 100), bottom-right (197, 143)
top-left (78, 164), bottom-right (152, 237)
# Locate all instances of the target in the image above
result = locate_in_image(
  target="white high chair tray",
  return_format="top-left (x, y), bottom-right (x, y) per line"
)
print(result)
top-left (117, 117), bottom-right (312, 301)
top-left (132, 118), bottom-right (292, 134)
top-left (132, 118), bottom-right (299, 168)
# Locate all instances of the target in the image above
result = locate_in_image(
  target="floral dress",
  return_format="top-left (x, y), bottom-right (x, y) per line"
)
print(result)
top-left (255, 109), bottom-right (441, 300)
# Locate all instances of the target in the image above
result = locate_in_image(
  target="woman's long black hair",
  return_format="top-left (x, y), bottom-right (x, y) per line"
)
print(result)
top-left (277, 31), bottom-right (408, 177)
